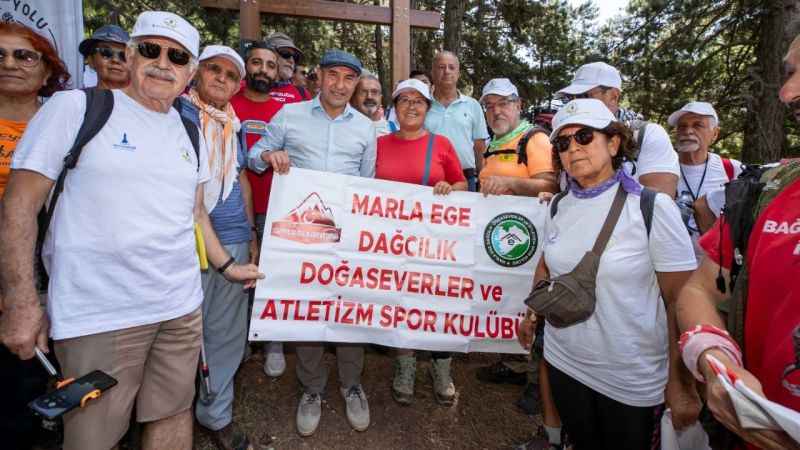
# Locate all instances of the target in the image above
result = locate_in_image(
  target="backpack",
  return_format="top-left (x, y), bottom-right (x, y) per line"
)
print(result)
top-left (35, 88), bottom-right (201, 279)
top-left (482, 126), bottom-right (549, 166)
top-left (717, 160), bottom-right (800, 352)
top-left (627, 119), bottom-right (650, 173)
top-left (550, 186), bottom-right (658, 237)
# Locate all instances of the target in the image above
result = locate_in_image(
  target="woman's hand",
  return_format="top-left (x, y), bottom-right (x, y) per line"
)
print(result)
top-left (517, 314), bottom-right (536, 350)
top-left (433, 181), bottom-right (453, 195)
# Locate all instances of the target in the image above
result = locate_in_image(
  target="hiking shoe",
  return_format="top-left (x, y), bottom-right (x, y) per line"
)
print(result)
top-left (263, 341), bottom-right (285, 377)
top-left (476, 361), bottom-right (527, 385)
top-left (392, 355), bottom-right (416, 405)
top-left (295, 392), bottom-right (321, 437)
top-left (429, 357), bottom-right (456, 406)
top-left (210, 422), bottom-right (254, 450)
top-left (515, 381), bottom-right (542, 415)
top-left (340, 384), bottom-right (370, 432)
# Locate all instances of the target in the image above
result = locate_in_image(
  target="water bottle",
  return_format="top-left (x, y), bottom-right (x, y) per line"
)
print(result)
top-left (676, 192), bottom-right (695, 229)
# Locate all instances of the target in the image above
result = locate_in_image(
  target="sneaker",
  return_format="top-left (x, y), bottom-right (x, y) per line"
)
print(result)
top-left (429, 357), bottom-right (456, 406)
top-left (392, 355), bottom-right (416, 405)
top-left (263, 341), bottom-right (285, 377)
top-left (296, 392), bottom-right (321, 437)
top-left (515, 381), bottom-right (542, 415)
top-left (340, 384), bottom-right (370, 432)
top-left (475, 361), bottom-right (527, 385)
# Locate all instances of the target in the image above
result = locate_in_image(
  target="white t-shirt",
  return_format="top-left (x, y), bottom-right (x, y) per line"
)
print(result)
top-left (678, 152), bottom-right (743, 259)
top-left (13, 90), bottom-right (211, 340)
top-left (624, 123), bottom-right (680, 180)
top-left (542, 184), bottom-right (697, 407)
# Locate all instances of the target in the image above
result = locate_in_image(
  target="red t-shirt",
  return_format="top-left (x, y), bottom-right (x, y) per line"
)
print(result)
top-left (269, 82), bottom-right (312, 104)
top-left (376, 133), bottom-right (465, 187)
top-left (230, 92), bottom-right (283, 215)
top-left (699, 176), bottom-right (800, 413)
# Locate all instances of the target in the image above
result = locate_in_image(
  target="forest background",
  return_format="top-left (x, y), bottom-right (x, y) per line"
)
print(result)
top-left (84, 0), bottom-right (800, 162)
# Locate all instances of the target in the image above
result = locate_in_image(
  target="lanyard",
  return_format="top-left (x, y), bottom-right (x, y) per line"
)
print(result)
top-left (679, 157), bottom-right (710, 201)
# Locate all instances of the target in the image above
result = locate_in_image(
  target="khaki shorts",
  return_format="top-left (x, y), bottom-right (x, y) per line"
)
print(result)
top-left (54, 308), bottom-right (202, 450)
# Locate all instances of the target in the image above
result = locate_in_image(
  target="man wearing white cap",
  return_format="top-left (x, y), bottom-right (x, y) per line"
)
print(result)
top-left (178, 45), bottom-right (261, 449)
top-left (669, 101), bottom-right (742, 261)
top-left (0, 11), bottom-right (263, 450)
top-left (558, 62), bottom-right (680, 197)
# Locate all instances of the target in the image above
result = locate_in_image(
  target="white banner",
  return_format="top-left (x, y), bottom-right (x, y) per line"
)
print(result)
top-left (250, 168), bottom-right (548, 354)
top-left (1, 0), bottom-right (84, 89)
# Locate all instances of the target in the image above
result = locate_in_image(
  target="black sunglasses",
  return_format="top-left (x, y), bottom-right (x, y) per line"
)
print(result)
top-left (551, 127), bottom-right (598, 153)
top-left (277, 49), bottom-right (299, 62)
top-left (137, 42), bottom-right (191, 66)
top-left (93, 46), bottom-right (126, 62)
top-left (0, 48), bottom-right (42, 68)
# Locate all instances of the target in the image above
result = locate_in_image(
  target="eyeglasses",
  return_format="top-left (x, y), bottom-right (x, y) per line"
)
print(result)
top-left (277, 49), bottom-right (299, 62)
top-left (551, 127), bottom-right (598, 153)
top-left (93, 46), bottom-right (126, 62)
top-left (137, 42), bottom-right (191, 66)
top-left (0, 48), bottom-right (42, 68)
top-left (203, 62), bottom-right (240, 83)
top-left (482, 98), bottom-right (517, 112)
top-left (396, 97), bottom-right (427, 108)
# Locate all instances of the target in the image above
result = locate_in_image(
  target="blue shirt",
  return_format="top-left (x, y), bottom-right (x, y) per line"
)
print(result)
top-left (248, 95), bottom-right (377, 177)
top-left (424, 93), bottom-right (489, 170)
top-left (177, 97), bottom-right (251, 245)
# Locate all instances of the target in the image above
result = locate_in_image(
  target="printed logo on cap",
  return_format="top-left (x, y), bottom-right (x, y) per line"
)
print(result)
top-left (163, 18), bottom-right (178, 30)
top-left (483, 213), bottom-right (538, 267)
top-left (565, 102), bottom-right (579, 114)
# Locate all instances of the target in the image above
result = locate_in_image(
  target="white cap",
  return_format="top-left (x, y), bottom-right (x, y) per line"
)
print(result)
top-left (668, 101), bottom-right (719, 127)
top-left (392, 78), bottom-right (431, 101)
top-left (131, 11), bottom-right (200, 58)
top-left (199, 45), bottom-right (245, 79)
top-left (550, 99), bottom-right (616, 141)
top-left (558, 62), bottom-right (622, 95)
top-left (480, 78), bottom-right (518, 102)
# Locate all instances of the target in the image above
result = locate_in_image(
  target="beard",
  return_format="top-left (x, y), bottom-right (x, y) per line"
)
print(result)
top-left (360, 100), bottom-right (379, 116)
top-left (246, 72), bottom-right (275, 93)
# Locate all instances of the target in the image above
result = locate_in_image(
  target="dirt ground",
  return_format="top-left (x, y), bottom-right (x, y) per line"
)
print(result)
top-left (194, 346), bottom-right (542, 450)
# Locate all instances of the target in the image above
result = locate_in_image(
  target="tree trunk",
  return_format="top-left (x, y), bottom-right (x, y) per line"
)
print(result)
top-left (742, 1), bottom-right (789, 163)
top-left (443, 0), bottom-right (466, 55)
top-left (373, 0), bottom-right (390, 101)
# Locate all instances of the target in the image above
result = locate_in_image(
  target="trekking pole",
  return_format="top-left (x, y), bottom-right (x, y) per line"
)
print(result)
top-left (35, 347), bottom-right (58, 378)
top-left (198, 340), bottom-right (213, 400)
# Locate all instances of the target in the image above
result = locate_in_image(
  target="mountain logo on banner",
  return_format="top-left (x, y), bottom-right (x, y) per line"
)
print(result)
top-left (483, 212), bottom-right (538, 267)
top-left (270, 192), bottom-right (341, 244)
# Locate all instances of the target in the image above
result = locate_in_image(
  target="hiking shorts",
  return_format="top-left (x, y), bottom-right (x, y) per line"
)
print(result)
top-left (54, 308), bottom-right (202, 450)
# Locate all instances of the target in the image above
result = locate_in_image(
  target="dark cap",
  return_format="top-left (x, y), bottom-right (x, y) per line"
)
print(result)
top-left (265, 32), bottom-right (302, 59)
top-left (319, 49), bottom-right (362, 76)
top-left (79, 25), bottom-right (130, 56)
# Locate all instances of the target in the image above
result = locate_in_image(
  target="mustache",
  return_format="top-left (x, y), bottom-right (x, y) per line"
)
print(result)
top-left (246, 72), bottom-right (275, 93)
top-left (143, 66), bottom-right (176, 82)
top-left (362, 100), bottom-right (378, 107)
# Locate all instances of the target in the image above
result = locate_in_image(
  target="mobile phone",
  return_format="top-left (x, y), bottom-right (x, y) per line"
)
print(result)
top-left (29, 370), bottom-right (117, 419)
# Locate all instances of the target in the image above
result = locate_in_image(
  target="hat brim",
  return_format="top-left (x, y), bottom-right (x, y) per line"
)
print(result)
top-left (550, 117), bottom-right (613, 141)
top-left (557, 82), bottom-right (598, 96)
top-left (320, 62), bottom-right (361, 77)
top-left (392, 86), bottom-right (431, 101)
top-left (479, 89), bottom-right (517, 103)
top-left (201, 53), bottom-right (246, 79)
top-left (668, 109), bottom-right (718, 127)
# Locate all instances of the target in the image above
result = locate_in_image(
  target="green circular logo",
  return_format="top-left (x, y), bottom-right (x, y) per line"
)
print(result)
top-left (483, 213), bottom-right (538, 267)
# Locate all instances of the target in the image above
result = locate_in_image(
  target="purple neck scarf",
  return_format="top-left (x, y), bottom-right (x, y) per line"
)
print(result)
top-left (569, 169), bottom-right (642, 199)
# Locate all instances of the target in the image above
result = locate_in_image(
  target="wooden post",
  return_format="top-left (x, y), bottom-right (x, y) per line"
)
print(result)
top-left (240, 0), bottom-right (261, 41)
top-left (391, 0), bottom-right (410, 90)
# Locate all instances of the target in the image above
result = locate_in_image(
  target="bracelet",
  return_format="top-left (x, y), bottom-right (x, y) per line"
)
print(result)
top-left (217, 256), bottom-right (236, 274)
top-left (680, 325), bottom-right (743, 382)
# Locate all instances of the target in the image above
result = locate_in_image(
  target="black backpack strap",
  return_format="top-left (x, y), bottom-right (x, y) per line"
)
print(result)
top-left (639, 187), bottom-right (656, 237)
top-left (516, 127), bottom-right (548, 166)
top-left (549, 190), bottom-right (569, 218)
top-left (173, 97), bottom-right (200, 171)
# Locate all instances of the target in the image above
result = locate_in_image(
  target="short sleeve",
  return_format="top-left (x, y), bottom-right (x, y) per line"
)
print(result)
top-left (648, 193), bottom-right (698, 272)
top-left (731, 158), bottom-right (744, 179)
top-left (699, 218), bottom-right (734, 269)
top-left (636, 124), bottom-right (680, 177)
top-left (438, 136), bottom-right (466, 184)
top-left (12, 90), bottom-right (86, 180)
top-left (248, 107), bottom-right (288, 173)
top-left (471, 100), bottom-right (490, 140)
top-left (525, 131), bottom-right (554, 176)
top-left (704, 188), bottom-right (726, 217)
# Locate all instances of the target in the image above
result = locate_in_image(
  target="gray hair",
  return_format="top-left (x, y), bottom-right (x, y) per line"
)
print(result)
top-left (359, 73), bottom-right (381, 85)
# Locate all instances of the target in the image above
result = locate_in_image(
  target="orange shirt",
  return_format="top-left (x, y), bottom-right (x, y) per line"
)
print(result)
top-left (480, 129), bottom-right (553, 185)
top-left (0, 119), bottom-right (27, 199)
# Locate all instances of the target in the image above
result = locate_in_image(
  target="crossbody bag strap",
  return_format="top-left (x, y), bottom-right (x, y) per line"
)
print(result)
top-left (421, 133), bottom-right (435, 186)
top-left (591, 185), bottom-right (628, 255)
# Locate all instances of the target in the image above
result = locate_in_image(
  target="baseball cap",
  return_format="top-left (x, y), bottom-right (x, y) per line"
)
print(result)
top-left (392, 78), bottom-right (431, 101)
top-left (79, 25), bottom-right (130, 56)
top-left (668, 101), bottom-right (719, 127)
top-left (319, 49), bottom-right (362, 76)
top-left (199, 45), bottom-right (245, 79)
top-left (480, 78), bottom-right (518, 102)
top-left (265, 32), bottom-right (303, 60)
top-left (130, 11), bottom-right (200, 58)
top-left (549, 99), bottom-right (617, 141)
top-left (558, 62), bottom-right (622, 96)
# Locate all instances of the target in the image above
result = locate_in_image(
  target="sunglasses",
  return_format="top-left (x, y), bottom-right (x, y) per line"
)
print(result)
top-left (551, 127), bottom-right (599, 153)
top-left (137, 42), bottom-right (191, 66)
top-left (203, 62), bottom-right (240, 83)
top-left (93, 46), bottom-right (126, 62)
top-left (0, 48), bottom-right (42, 68)
top-left (277, 49), bottom-right (299, 62)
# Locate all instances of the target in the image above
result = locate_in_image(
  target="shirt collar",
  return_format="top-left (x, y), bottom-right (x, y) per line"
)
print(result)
top-left (311, 95), bottom-right (355, 121)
